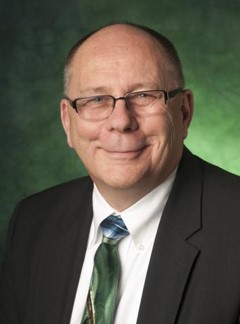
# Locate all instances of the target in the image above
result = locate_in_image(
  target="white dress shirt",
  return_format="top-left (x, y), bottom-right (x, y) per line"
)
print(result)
top-left (70, 170), bottom-right (176, 324)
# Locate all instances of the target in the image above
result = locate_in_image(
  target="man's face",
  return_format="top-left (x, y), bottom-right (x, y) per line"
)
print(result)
top-left (61, 25), bottom-right (193, 202)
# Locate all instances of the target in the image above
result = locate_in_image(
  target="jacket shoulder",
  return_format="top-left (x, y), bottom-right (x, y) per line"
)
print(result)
top-left (201, 157), bottom-right (240, 193)
top-left (14, 176), bottom-right (93, 218)
top-left (21, 176), bottom-right (93, 205)
top-left (183, 148), bottom-right (240, 190)
top-left (6, 176), bottom-right (93, 250)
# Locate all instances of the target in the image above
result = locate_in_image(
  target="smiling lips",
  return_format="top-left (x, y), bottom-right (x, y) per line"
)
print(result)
top-left (102, 146), bottom-right (148, 159)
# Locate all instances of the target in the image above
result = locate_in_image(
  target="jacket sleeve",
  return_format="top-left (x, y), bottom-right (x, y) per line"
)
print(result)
top-left (0, 202), bottom-right (23, 324)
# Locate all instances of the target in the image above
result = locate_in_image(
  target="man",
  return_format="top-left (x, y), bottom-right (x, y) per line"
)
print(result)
top-left (0, 23), bottom-right (240, 324)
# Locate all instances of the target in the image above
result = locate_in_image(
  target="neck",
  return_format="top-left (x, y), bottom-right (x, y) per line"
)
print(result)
top-left (94, 175), bottom-right (171, 212)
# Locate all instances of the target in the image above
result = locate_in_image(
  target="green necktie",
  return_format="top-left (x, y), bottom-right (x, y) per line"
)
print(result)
top-left (81, 215), bottom-right (129, 324)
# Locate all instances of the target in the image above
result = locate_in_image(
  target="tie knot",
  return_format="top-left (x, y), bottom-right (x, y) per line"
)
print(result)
top-left (101, 215), bottom-right (129, 243)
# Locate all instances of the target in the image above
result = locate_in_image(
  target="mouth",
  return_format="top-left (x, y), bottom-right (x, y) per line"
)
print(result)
top-left (102, 146), bottom-right (148, 160)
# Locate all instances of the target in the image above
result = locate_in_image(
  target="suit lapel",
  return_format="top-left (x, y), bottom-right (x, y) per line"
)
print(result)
top-left (137, 149), bottom-right (203, 324)
top-left (25, 177), bottom-right (94, 324)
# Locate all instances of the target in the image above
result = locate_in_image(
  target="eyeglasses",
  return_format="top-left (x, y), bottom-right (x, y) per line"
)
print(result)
top-left (64, 88), bottom-right (182, 121)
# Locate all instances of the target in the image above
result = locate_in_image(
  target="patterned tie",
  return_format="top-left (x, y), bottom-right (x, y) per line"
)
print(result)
top-left (81, 215), bottom-right (129, 324)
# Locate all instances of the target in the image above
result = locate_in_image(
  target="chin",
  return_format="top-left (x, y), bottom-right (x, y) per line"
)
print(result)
top-left (93, 169), bottom-right (146, 190)
top-left (105, 177), bottom-right (141, 190)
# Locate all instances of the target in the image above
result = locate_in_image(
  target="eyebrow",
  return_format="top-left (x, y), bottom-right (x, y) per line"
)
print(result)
top-left (129, 82), bottom-right (161, 92)
top-left (76, 86), bottom-right (111, 96)
top-left (79, 82), bottom-right (162, 96)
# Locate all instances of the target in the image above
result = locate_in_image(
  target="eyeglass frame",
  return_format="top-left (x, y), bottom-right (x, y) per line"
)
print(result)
top-left (64, 87), bottom-right (183, 117)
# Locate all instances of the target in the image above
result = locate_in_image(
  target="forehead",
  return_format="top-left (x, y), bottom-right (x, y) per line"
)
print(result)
top-left (68, 26), bottom-right (168, 93)
top-left (73, 25), bottom-right (166, 67)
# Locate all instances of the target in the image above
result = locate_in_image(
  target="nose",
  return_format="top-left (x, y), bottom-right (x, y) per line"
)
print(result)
top-left (106, 97), bottom-right (138, 133)
top-left (112, 96), bottom-right (128, 109)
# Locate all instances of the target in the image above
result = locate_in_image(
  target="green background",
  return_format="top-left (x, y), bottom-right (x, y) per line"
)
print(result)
top-left (1, 0), bottom-right (239, 264)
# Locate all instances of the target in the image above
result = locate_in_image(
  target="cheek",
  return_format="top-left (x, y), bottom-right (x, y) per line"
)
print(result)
top-left (145, 110), bottom-right (182, 164)
top-left (146, 111), bottom-right (184, 175)
top-left (69, 118), bottom-right (101, 156)
top-left (159, 108), bottom-right (184, 139)
top-left (146, 111), bottom-right (175, 144)
top-left (74, 116), bottom-right (100, 140)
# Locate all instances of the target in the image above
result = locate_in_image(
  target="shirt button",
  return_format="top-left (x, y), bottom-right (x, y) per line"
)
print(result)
top-left (138, 244), bottom-right (145, 251)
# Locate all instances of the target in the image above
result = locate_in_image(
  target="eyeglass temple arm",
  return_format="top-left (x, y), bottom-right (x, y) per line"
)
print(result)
top-left (166, 88), bottom-right (183, 102)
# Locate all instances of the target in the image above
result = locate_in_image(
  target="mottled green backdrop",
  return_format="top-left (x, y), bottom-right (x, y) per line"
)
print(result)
top-left (1, 0), bottom-right (239, 264)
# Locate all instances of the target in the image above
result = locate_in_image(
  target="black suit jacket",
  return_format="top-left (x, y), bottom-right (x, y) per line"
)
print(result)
top-left (1, 149), bottom-right (240, 324)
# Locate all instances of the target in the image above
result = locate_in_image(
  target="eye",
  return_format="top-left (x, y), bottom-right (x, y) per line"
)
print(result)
top-left (130, 91), bottom-right (157, 106)
top-left (137, 92), bottom-right (156, 100)
top-left (83, 96), bottom-right (107, 107)
top-left (138, 92), bottom-right (150, 98)
top-left (89, 96), bottom-right (104, 103)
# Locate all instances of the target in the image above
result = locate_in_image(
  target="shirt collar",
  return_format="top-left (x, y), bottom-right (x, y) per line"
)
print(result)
top-left (91, 169), bottom-right (177, 249)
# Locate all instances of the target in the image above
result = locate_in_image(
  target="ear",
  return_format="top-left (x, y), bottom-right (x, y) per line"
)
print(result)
top-left (60, 99), bottom-right (74, 148)
top-left (181, 89), bottom-right (194, 139)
